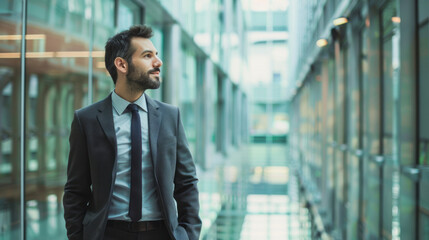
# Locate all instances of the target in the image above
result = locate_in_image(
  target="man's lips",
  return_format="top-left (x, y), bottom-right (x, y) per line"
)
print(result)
top-left (148, 68), bottom-right (161, 75)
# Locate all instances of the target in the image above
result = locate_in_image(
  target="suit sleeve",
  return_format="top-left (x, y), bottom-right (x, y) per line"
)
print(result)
top-left (173, 109), bottom-right (202, 240)
top-left (63, 112), bottom-right (92, 240)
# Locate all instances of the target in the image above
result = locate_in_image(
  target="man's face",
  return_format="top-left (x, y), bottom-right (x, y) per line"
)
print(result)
top-left (126, 37), bottom-right (163, 91)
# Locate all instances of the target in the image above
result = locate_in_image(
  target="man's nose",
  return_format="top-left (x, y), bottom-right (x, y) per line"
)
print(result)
top-left (154, 56), bottom-right (163, 67)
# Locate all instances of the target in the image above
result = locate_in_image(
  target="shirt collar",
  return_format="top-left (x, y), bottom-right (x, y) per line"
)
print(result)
top-left (111, 90), bottom-right (147, 115)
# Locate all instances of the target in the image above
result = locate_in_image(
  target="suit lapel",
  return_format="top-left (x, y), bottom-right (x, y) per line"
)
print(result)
top-left (96, 94), bottom-right (117, 152)
top-left (145, 94), bottom-right (161, 168)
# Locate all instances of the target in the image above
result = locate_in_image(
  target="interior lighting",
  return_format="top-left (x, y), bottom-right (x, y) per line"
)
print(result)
top-left (333, 17), bottom-right (348, 26)
top-left (0, 34), bottom-right (46, 40)
top-left (316, 39), bottom-right (328, 48)
top-left (55, 51), bottom-right (92, 58)
top-left (392, 17), bottom-right (401, 23)
top-left (96, 62), bottom-right (105, 68)
top-left (0, 52), bottom-right (20, 58)
top-left (26, 52), bottom-right (54, 58)
top-left (0, 51), bottom-right (105, 58)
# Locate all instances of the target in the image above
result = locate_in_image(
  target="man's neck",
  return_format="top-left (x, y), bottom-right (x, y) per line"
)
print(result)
top-left (114, 87), bottom-right (144, 103)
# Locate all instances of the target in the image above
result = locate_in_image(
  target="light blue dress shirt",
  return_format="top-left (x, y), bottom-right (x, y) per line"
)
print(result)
top-left (107, 91), bottom-right (163, 221)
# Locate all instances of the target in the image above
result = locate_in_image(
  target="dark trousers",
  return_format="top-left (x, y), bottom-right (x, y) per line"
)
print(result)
top-left (103, 220), bottom-right (171, 240)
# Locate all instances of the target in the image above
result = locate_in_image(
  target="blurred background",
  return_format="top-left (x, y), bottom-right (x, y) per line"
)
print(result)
top-left (0, 0), bottom-right (428, 239)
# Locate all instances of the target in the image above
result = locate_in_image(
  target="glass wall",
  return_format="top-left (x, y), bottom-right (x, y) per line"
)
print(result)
top-left (0, 0), bottom-right (249, 239)
top-left (93, 0), bottom-right (115, 102)
top-left (194, 0), bottom-right (222, 62)
top-left (144, 14), bottom-right (164, 102)
top-left (362, 5), bottom-right (383, 239)
top-left (25, 0), bottom-right (90, 237)
top-left (0, 1), bottom-right (23, 239)
top-left (0, 0), bottom-right (143, 238)
top-left (381, 1), bottom-right (400, 239)
top-left (179, 45), bottom-right (197, 156)
top-left (345, 22), bottom-right (362, 240)
top-left (418, 0), bottom-right (429, 238)
top-left (288, 0), bottom-right (429, 238)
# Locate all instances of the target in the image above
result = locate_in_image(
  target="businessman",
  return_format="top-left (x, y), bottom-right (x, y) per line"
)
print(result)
top-left (63, 25), bottom-right (201, 240)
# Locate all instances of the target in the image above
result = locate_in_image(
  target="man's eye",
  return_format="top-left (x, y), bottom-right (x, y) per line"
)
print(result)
top-left (144, 54), bottom-right (151, 58)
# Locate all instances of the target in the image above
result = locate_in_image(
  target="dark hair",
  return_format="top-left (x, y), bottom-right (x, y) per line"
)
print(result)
top-left (105, 25), bottom-right (154, 84)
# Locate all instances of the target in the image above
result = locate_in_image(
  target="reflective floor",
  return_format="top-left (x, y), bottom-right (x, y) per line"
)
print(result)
top-left (1, 143), bottom-right (310, 240)
top-left (204, 143), bottom-right (310, 240)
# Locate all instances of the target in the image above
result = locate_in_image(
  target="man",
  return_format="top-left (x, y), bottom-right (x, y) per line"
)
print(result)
top-left (63, 25), bottom-right (201, 240)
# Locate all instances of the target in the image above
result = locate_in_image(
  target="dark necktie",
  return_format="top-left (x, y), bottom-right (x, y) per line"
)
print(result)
top-left (127, 104), bottom-right (142, 222)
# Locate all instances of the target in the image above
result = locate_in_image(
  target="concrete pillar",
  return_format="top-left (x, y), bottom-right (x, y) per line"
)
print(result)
top-left (398, 0), bottom-right (418, 239)
top-left (217, 74), bottom-right (228, 155)
top-left (162, 23), bottom-right (181, 106)
top-left (195, 56), bottom-right (206, 168)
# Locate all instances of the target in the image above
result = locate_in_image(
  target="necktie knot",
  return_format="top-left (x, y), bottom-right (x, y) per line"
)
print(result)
top-left (127, 103), bottom-right (139, 113)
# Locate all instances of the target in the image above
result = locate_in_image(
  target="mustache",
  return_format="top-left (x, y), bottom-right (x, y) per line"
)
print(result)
top-left (148, 68), bottom-right (161, 74)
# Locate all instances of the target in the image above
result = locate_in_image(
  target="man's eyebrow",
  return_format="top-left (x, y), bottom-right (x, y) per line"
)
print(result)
top-left (141, 50), bottom-right (159, 55)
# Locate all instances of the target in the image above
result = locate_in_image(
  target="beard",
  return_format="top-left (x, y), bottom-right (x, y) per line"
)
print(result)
top-left (126, 62), bottom-right (161, 92)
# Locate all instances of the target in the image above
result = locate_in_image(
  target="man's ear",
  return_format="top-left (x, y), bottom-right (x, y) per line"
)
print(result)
top-left (114, 57), bottom-right (128, 74)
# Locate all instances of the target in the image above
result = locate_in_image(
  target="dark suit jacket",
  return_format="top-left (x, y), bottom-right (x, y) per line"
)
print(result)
top-left (63, 93), bottom-right (201, 240)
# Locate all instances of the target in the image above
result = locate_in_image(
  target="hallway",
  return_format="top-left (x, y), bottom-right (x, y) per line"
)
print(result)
top-left (204, 143), bottom-right (310, 240)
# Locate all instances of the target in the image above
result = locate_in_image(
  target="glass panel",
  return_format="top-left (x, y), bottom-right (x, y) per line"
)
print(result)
top-left (399, 175), bottom-right (417, 239)
top-left (382, 37), bottom-right (395, 158)
top-left (117, 0), bottom-right (141, 32)
top-left (419, 17), bottom-right (429, 240)
top-left (25, 0), bottom-right (93, 238)
top-left (27, 0), bottom-right (50, 23)
top-left (334, 45), bottom-right (346, 236)
top-left (325, 58), bottom-right (335, 225)
top-left (346, 154), bottom-right (359, 240)
top-left (418, 0), bottom-right (429, 23)
top-left (419, 22), bottom-right (429, 166)
top-left (194, 0), bottom-right (221, 62)
top-left (92, 0), bottom-right (115, 102)
top-left (363, 8), bottom-right (382, 239)
top-left (180, 0), bottom-right (195, 35)
top-left (144, 17), bottom-right (164, 102)
top-left (0, 1), bottom-right (23, 239)
top-left (335, 149), bottom-right (345, 232)
top-left (179, 47), bottom-right (196, 157)
top-left (381, 2), bottom-right (401, 239)
top-left (347, 58), bottom-right (360, 151)
top-left (360, 25), bottom-right (368, 238)
top-left (382, 164), bottom-right (394, 239)
top-left (211, 67), bottom-right (220, 145)
top-left (420, 168), bottom-right (429, 238)
top-left (159, 0), bottom-right (174, 18)
top-left (365, 161), bottom-right (381, 239)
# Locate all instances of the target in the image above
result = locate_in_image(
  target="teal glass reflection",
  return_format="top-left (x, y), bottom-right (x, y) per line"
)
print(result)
top-left (179, 47), bottom-right (197, 157)
top-left (142, 18), bottom-right (163, 102)
top-left (346, 154), bottom-right (360, 240)
top-left (24, 0), bottom-right (95, 238)
top-left (420, 170), bottom-right (429, 238)
top-left (0, 0), bottom-right (23, 239)
top-left (400, 176), bottom-right (417, 240)
top-left (117, 0), bottom-right (141, 32)
top-left (419, 20), bottom-right (429, 166)
top-left (364, 161), bottom-right (381, 239)
top-left (93, 0), bottom-right (115, 102)
top-left (381, 1), bottom-right (401, 238)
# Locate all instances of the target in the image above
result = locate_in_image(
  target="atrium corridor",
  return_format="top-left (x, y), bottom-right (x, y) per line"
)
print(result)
top-left (204, 143), bottom-right (310, 240)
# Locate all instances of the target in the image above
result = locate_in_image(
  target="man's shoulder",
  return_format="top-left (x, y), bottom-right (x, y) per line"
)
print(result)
top-left (75, 95), bottom-right (111, 117)
top-left (146, 95), bottom-right (178, 113)
top-left (155, 99), bottom-right (178, 111)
